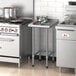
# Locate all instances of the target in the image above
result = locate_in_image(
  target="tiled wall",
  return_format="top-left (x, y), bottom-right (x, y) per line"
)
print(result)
top-left (0, 0), bottom-right (33, 17)
top-left (35, 0), bottom-right (70, 22)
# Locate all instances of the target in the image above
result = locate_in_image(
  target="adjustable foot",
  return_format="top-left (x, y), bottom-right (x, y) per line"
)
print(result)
top-left (39, 55), bottom-right (41, 61)
top-left (46, 66), bottom-right (48, 68)
top-left (39, 59), bottom-right (42, 61)
top-left (32, 65), bottom-right (35, 67)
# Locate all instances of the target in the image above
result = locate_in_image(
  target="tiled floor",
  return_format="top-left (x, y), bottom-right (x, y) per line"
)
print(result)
top-left (0, 59), bottom-right (75, 76)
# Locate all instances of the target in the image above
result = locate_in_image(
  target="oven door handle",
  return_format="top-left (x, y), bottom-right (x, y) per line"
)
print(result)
top-left (0, 38), bottom-right (14, 42)
top-left (0, 33), bottom-right (19, 36)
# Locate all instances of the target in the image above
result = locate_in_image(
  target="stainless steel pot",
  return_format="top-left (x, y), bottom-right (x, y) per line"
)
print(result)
top-left (3, 7), bottom-right (16, 19)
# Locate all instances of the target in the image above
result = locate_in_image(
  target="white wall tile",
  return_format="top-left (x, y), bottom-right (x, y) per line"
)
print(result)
top-left (35, 0), bottom-right (41, 2)
top-left (41, 2), bottom-right (48, 6)
top-left (48, 7), bottom-right (56, 12)
top-left (47, 2), bottom-right (56, 7)
top-left (71, 0), bottom-right (76, 1)
top-left (46, 0), bottom-right (56, 2)
top-left (35, 0), bottom-right (69, 21)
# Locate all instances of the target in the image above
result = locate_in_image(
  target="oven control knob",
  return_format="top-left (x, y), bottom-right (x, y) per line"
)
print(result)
top-left (0, 28), bottom-right (4, 32)
top-left (14, 29), bottom-right (17, 32)
top-left (0, 28), bottom-right (2, 31)
top-left (5, 28), bottom-right (8, 32)
top-left (9, 29), bottom-right (11, 32)
top-left (1, 28), bottom-right (4, 31)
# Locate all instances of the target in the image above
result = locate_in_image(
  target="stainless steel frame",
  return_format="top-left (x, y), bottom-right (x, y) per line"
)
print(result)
top-left (32, 27), bottom-right (54, 68)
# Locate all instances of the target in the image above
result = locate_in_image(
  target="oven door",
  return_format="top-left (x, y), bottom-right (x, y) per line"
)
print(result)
top-left (56, 28), bottom-right (76, 68)
top-left (0, 34), bottom-right (19, 57)
top-left (56, 40), bottom-right (76, 68)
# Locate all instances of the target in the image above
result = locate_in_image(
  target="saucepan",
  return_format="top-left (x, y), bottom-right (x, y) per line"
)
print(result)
top-left (3, 7), bottom-right (16, 19)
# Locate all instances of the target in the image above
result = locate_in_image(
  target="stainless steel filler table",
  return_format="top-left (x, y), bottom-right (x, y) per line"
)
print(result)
top-left (28, 19), bottom-right (58, 68)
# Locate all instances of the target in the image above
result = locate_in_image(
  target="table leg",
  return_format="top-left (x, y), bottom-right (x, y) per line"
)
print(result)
top-left (46, 29), bottom-right (48, 68)
top-left (18, 56), bottom-right (21, 68)
top-left (18, 59), bottom-right (20, 68)
top-left (32, 28), bottom-right (35, 67)
top-left (52, 26), bottom-right (55, 62)
top-left (74, 68), bottom-right (76, 75)
top-left (39, 28), bottom-right (41, 60)
top-left (59, 67), bottom-right (62, 73)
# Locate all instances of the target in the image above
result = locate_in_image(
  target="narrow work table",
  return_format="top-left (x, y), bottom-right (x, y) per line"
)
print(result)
top-left (28, 19), bottom-right (58, 68)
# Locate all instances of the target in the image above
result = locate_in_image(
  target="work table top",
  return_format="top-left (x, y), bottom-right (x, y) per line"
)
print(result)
top-left (28, 19), bottom-right (59, 29)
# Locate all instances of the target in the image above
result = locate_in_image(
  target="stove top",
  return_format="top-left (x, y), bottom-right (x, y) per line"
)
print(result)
top-left (60, 21), bottom-right (76, 25)
top-left (0, 17), bottom-right (32, 24)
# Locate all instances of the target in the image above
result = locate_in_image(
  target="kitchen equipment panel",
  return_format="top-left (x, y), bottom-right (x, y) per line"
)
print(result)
top-left (56, 27), bottom-right (76, 40)
top-left (56, 25), bottom-right (76, 71)
top-left (56, 40), bottom-right (76, 68)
